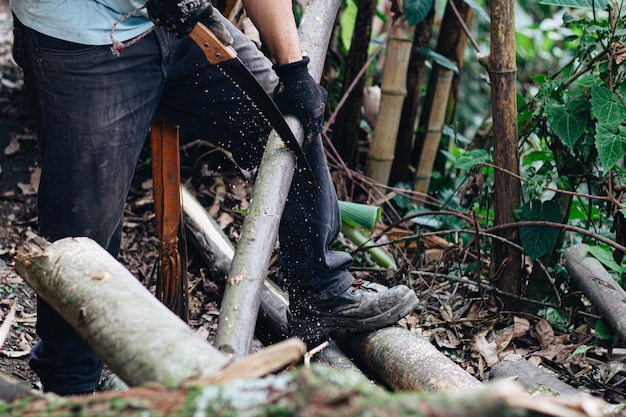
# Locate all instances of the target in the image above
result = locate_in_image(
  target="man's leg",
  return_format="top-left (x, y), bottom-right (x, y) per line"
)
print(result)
top-left (158, 15), bottom-right (418, 347)
top-left (13, 20), bottom-right (165, 395)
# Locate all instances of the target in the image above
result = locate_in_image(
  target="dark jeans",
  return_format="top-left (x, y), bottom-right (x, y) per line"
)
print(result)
top-left (12, 14), bottom-right (353, 395)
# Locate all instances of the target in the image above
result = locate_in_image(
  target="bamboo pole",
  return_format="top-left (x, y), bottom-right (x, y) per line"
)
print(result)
top-left (389, 11), bottom-right (434, 186)
top-left (412, 69), bottom-right (454, 195)
top-left (366, 21), bottom-right (413, 186)
top-left (489, 0), bottom-right (522, 306)
top-left (408, 0), bottom-right (473, 185)
top-left (214, 0), bottom-right (342, 358)
top-left (331, 0), bottom-right (377, 166)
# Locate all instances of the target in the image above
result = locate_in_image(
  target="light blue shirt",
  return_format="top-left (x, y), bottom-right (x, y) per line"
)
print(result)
top-left (10, 0), bottom-right (154, 45)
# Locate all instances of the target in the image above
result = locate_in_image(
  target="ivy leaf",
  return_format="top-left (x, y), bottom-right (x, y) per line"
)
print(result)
top-left (404, 0), bottom-right (434, 26)
top-left (519, 199), bottom-right (562, 260)
top-left (546, 104), bottom-right (586, 150)
top-left (595, 123), bottom-right (626, 172)
top-left (591, 85), bottom-right (626, 125)
top-left (539, 0), bottom-right (607, 9)
top-left (455, 149), bottom-right (490, 171)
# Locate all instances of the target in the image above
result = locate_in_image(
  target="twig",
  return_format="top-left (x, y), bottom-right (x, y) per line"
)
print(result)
top-left (304, 341), bottom-right (330, 367)
top-left (0, 301), bottom-right (17, 350)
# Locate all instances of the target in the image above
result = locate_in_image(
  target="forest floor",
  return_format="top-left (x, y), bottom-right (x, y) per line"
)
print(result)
top-left (0, 0), bottom-right (624, 406)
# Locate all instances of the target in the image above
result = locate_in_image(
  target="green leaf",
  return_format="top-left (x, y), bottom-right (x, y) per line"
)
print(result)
top-left (585, 244), bottom-right (624, 273)
top-left (538, 0), bottom-right (607, 9)
top-left (531, 74), bottom-right (552, 85)
top-left (519, 199), bottom-right (562, 260)
top-left (419, 48), bottom-right (459, 74)
top-left (454, 149), bottom-right (490, 171)
top-left (591, 85), bottom-right (626, 125)
top-left (461, 0), bottom-right (490, 22)
top-left (595, 318), bottom-right (614, 341)
top-left (562, 12), bottom-right (579, 24)
top-left (404, 0), bottom-right (434, 26)
top-left (595, 123), bottom-right (626, 172)
top-left (339, 0), bottom-right (358, 54)
top-left (546, 104), bottom-right (586, 150)
top-left (570, 345), bottom-right (591, 358)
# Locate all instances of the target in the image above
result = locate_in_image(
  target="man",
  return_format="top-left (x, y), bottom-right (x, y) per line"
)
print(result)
top-left (10, 0), bottom-right (418, 395)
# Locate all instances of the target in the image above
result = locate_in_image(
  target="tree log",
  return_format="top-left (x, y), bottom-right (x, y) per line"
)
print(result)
top-left (342, 327), bottom-right (480, 392)
top-left (490, 354), bottom-right (585, 397)
top-left (15, 236), bottom-right (228, 387)
top-left (563, 244), bottom-right (626, 342)
top-left (1, 367), bottom-right (607, 417)
top-left (214, 0), bottom-right (342, 358)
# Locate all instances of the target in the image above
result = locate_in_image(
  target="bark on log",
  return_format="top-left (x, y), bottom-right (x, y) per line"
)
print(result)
top-left (1, 367), bottom-right (607, 417)
top-left (214, 0), bottom-right (342, 358)
top-left (15, 236), bottom-right (229, 387)
top-left (489, 354), bottom-right (586, 397)
top-left (342, 327), bottom-right (480, 392)
top-left (563, 244), bottom-right (626, 342)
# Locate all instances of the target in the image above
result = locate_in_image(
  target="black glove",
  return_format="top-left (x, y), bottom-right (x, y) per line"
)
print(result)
top-left (273, 56), bottom-right (327, 141)
top-left (146, 0), bottom-right (233, 44)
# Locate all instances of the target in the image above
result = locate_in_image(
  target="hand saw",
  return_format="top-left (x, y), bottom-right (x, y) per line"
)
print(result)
top-left (189, 22), bottom-right (316, 187)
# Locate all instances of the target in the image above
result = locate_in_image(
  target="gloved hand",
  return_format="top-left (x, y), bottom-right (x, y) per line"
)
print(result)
top-left (273, 56), bottom-right (328, 141)
top-left (146, 0), bottom-right (233, 44)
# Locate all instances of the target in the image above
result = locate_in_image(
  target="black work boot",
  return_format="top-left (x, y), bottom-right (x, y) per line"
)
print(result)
top-left (288, 280), bottom-right (419, 347)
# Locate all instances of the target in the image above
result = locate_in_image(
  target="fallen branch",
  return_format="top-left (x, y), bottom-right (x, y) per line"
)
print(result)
top-left (342, 326), bottom-right (481, 392)
top-left (563, 244), bottom-right (626, 342)
top-left (0, 301), bottom-right (16, 350)
top-left (1, 369), bottom-right (607, 417)
top-left (15, 235), bottom-right (228, 387)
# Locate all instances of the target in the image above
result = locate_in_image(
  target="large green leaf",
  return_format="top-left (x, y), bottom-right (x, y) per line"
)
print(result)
top-left (591, 85), bottom-right (626, 125)
top-left (546, 104), bottom-right (586, 150)
top-left (595, 123), bottom-right (626, 172)
top-left (519, 199), bottom-right (562, 260)
top-left (404, 0), bottom-right (434, 26)
top-left (538, 0), bottom-right (607, 9)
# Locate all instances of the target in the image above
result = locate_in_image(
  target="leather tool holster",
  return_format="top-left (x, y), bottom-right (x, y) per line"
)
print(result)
top-left (150, 115), bottom-right (189, 322)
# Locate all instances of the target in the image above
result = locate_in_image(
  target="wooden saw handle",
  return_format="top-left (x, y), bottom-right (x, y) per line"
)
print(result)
top-left (189, 22), bottom-right (237, 64)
